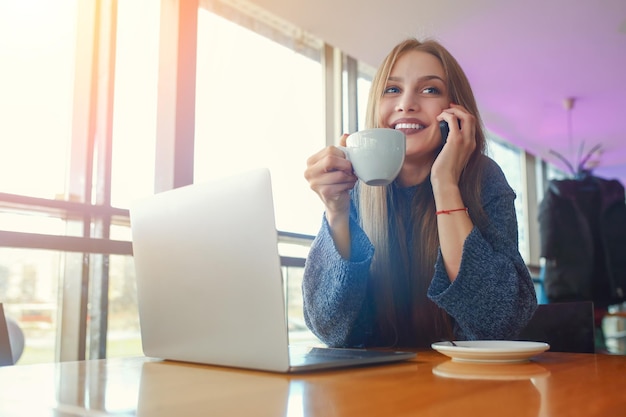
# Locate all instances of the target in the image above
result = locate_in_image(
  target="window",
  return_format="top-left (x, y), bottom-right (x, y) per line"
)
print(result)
top-left (111, 0), bottom-right (159, 208)
top-left (341, 59), bottom-right (373, 133)
top-left (194, 8), bottom-right (328, 345)
top-left (0, 1), bottom-right (76, 200)
top-left (194, 9), bottom-right (325, 236)
top-left (0, 0), bottom-right (150, 364)
top-left (357, 63), bottom-right (374, 130)
top-left (0, 1), bottom-right (78, 364)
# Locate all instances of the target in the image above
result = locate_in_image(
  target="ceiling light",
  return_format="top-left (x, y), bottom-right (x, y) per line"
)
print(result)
top-left (549, 97), bottom-right (602, 178)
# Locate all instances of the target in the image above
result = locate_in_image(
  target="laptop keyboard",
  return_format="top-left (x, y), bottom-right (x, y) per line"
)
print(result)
top-left (289, 345), bottom-right (398, 364)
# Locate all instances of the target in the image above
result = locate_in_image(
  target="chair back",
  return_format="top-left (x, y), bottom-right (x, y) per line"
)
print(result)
top-left (517, 301), bottom-right (595, 353)
top-left (0, 303), bottom-right (14, 366)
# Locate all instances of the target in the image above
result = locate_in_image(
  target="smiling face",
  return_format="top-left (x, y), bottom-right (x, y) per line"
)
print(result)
top-left (378, 50), bottom-right (450, 162)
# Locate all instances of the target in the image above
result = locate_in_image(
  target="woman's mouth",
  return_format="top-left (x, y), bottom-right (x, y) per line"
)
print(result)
top-left (394, 122), bottom-right (426, 135)
top-left (394, 123), bottom-right (424, 130)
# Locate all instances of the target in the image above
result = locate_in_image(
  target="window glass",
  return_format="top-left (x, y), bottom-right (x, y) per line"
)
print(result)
top-left (357, 77), bottom-right (372, 130)
top-left (194, 10), bottom-right (325, 235)
top-left (1, 247), bottom-right (141, 364)
top-left (110, 0), bottom-right (159, 208)
top-left (0, 0), bottom-right (81, 365)
top-left (341, 59), bottom-right (373, 133)
top-left (106, 254), bottom-right (142, 358)
top-left (0, 1), bottom-right (77, 199)
top-left (0, 248), bottom-right (61, 364)
top-left (0, 213), bottom-right (67, 235)
top-left (342, 65), bottom-right (349, 132)
top-left (357, 63), bottom-right (374, 130)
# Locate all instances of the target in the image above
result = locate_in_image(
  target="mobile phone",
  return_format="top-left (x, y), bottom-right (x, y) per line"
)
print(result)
top-left (439, 119), bottom-right (461, 144)
top-left (439, 120), bottom-right (450, 145)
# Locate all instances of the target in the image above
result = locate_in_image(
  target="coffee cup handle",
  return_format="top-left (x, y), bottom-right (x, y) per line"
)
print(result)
top-left (336, 146), bottom-right (350, 161)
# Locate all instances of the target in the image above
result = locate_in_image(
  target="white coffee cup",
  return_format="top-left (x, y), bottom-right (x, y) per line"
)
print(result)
top-left (339, 128), bottom-right (406, 186)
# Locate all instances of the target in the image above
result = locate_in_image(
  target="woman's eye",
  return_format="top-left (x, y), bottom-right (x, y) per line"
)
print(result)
top-left (423, 86), bottom-right (441, 95)
top-left (383, 86), bottom-right (400, 94)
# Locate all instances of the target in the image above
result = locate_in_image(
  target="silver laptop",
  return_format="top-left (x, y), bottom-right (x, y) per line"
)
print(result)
top-left (130, 168), bottom-right (415, 373)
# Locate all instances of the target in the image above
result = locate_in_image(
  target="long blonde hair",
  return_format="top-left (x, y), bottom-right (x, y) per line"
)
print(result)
top-left (357, 38), bottom-right (488, 347)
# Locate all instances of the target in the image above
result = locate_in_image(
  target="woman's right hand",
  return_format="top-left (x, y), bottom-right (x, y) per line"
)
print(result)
top-left (304, 134), bottom-right (357, 223)
top-left (305, 134), bottom-right (357, 259)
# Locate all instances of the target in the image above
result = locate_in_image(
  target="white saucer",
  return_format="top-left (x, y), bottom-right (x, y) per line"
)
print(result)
top-left (431, 340), bottom-right (550, 363)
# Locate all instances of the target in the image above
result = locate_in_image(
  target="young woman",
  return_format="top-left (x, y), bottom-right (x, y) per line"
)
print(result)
top-left (303, 38), bottom-right (537, 348)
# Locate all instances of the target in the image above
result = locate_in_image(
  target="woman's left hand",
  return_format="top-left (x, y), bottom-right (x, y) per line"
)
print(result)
top-left (431, 103), bottom-right (477, 281)
top-left (431, 103), bottom-right (477, 188)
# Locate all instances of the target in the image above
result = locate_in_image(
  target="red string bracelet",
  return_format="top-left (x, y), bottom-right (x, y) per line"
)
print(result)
top-left (436, 207), bottom-right (469, 216)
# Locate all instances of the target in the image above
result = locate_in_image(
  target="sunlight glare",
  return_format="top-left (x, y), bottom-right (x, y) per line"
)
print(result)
top-left (0, 0), bottom-right (77, 199)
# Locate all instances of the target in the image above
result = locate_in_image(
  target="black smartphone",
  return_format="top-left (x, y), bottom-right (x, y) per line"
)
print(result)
top-left (439, 120), bottom-right (450, 145)
top-left (439, 119), bottom-right (461, 145)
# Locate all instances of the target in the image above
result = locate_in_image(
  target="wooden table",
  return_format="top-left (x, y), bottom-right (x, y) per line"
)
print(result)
top-left (1, 350), bottom-right (625, 416)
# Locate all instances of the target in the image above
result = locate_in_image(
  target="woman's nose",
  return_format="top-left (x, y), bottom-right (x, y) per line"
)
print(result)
top-left (395, 93), bottom-right (418, 112)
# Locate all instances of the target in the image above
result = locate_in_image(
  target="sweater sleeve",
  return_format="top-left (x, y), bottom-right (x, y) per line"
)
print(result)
top-left (302, 209), bottom-right (375, 347)
top-left (427, 158), bottom-right (538, 340)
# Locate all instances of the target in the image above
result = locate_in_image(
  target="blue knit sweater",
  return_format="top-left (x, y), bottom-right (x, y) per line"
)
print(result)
top-left (302, 157), bottom-right (537, 347)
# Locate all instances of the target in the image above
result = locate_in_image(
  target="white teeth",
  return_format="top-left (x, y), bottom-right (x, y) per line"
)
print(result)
top-left (395, 123), bottom-right (423, 130)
